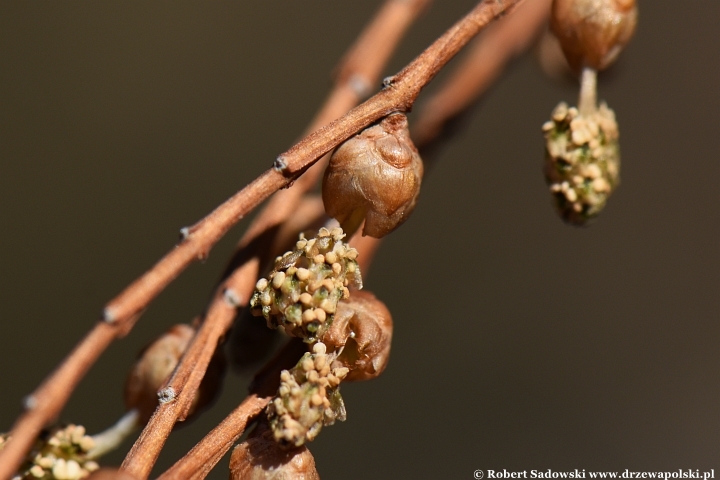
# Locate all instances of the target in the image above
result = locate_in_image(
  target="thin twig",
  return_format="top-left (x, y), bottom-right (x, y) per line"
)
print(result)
top-left (119, 1), bottom-right (429, 478)
top-left (0, 1), bottom-right (520, 477)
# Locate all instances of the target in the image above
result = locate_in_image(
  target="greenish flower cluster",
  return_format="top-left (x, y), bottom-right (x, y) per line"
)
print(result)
top-left (266, 342), bottom-right (348, 447)
top-left (250, 227), bottom-right (362, 342)
top-left (0, 424), bottom-right (99, 480)
top-left (543, 101), bottom-right (620, 225)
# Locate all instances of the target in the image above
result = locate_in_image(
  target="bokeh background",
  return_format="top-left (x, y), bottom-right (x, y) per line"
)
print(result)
top-left (1, 1), bottom-right (719, 478)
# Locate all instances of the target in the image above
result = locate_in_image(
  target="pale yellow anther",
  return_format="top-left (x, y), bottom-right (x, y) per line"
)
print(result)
top-left (52, 459), bottom-right (68, 480)
top-left (325, 251), bottom-right (338, 264)
top-left (260, 291), bottom-right (272, 306)
top-left (592, 177), bottom-right (610, 192)
top-left (320, 299), bottom-right (336, 314)
top-left (65, 460), bottom-right (81, 479)
top-left (302, 358), bottom-right (314, 371)
top-left (313, 254), bottom-right (325, 264)
top-left (79, 436), bottom-right (95, 452)
top-left (332, 262), bottom-right (342, 275)
top-left (299, 292), bottom-right (313, 305)
top-left (311, 393), bottom-right (324, 406)
top-left (296, 267), bottom-right (310, 281)
top-left (272, 271), bottom-right (286, 289)
top-left (302, 309), bottom-right (316, 323)
top-left (314, 354), bottom-right (327, 371)
top-left (315, 308), bottom-right (326, 323)
top-left (313, 342), bottom-right (327, 355)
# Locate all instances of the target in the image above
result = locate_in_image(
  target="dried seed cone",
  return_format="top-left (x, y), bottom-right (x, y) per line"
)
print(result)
top-left (543, 101), bottom-right (620, 225)
top-left (321, 290), bottom-right (392, 382)
top-left (322, 113), bottom-right (423, 238)
top-left (551, 0), bottom-right (637, 72)
top-left (250, 227), bottom-right (362, 343)
top-left (229, 428), bottom-right (320, 480)
top-left (1, 424), bottom-right (100, 480)
top-left (266, 343), bottom-right (348, 448)
top-left (124, 324), bottom-right (225, 424)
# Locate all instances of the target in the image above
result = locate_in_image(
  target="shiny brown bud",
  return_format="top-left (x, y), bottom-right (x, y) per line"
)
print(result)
top-left (322, 113), bottom-right (423, 238)
top-left (229, 426), bottom-right (320, 480)
top-left (551, 0), bottom-right (637, 72)
top-left (321, 290), bottom-right (392, 382)
top-left (124, 324), bottom-right (225, 424)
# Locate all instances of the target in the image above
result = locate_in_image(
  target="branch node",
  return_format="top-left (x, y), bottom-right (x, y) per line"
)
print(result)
top-left (23, 395), bottom-right (37, 410)
top-left (223, 288), bottom-right (242, 308)
top-left (179, 227), bottom-right (191, 241)
top-left (382, 75), bottom-right (395, 89)
top-left (273, 156), bottom-right (289, 174)
top-left (102, 307), bottom-right (117, 324)
top-left (158, 387), bottom-right (176, 404)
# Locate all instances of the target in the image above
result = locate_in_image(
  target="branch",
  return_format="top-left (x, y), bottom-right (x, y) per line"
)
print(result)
top-left (119, 1), bottom-right (429, 477)
top-left (0, 1), bottom-right (521, 477)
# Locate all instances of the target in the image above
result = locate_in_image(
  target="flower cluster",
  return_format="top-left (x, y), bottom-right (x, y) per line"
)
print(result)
top-left (250, 227), bottom-right (362, 342)
top-left (0, 425), bottom-right (99, 480)
top-left (543, 101), bottom-right (619, 225)
top-left (266, 342), bottom-right (348, 447)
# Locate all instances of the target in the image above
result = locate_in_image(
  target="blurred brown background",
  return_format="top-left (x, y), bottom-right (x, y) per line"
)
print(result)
top-left (1, 1), bottom-right (719, 478)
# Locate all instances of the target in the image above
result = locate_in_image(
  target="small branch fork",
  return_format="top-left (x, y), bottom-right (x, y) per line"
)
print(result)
top-left (0, 1), bottom-right (529, 478)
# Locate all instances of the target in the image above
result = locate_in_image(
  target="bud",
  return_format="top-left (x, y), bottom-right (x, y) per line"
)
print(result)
top-left (322, 113), bottom-right (424, 238)
top-left (322, 290), bottom-right (393, 382)
top-left (1, 424), bottom-right (101, 480)
top-left (551, 0), bottom-right (638, 72)
top-left (543, 100), bottom-right (620, 225)
top-left (124, 323), bottom-right (225, 424)
top-left (266, 342), bottom-right (348, 447)
top-left (229, 424), bottom-right (320, 480)
top-left (250, 228), bottom-right (362, 343)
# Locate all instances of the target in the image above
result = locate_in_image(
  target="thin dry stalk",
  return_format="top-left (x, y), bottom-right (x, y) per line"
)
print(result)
top-left (0, 1), bottom-right (522, 478)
